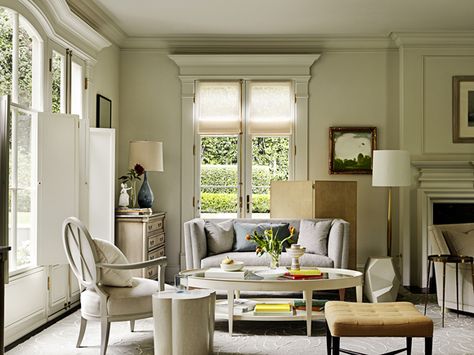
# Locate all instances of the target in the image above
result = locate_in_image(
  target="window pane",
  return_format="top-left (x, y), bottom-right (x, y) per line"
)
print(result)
top-left (197, 82), bottom-right (241, 134)
top-left (17, 111), bottom-right (32, 188)
top-left (0, 8), bottom-right (12, 97)
top-left (71, 61), bottom-right (83, 117)
top-left (252, 136), bottom-right (289, 217)
top-left (15, 188), bottom-right (32, 267)
top-left (18, 20), bottom-right (32, 107)
top-left (200, 136), bottom-right (239, 218)
top-left (51, 51), bottom-right (64, 113)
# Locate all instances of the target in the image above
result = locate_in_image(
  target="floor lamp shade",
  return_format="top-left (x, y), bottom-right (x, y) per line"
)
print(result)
top-left (372, 150), bottom-right (411, 187)
top-left (128, 141), bottom-right (164, 208)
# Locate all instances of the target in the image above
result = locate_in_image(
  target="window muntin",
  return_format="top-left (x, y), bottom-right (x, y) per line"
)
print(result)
top-left (196, 80), bottom-right (293, 218)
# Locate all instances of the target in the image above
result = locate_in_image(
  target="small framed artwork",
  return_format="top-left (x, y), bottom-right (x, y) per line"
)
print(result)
top-left (452, 76), bottom-right (474, 143)
top-left (96, 94), bottom-right (112, 128)
top-left (329, 126), bottom-right (377, 174)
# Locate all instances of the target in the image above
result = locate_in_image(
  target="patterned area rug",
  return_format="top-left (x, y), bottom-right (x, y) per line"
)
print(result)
top-left (7, 290), bottom-right (474, 355)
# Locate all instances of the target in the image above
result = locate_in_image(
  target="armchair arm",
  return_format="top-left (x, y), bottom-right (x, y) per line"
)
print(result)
top-left (98, 256), bottom-right (167, 270)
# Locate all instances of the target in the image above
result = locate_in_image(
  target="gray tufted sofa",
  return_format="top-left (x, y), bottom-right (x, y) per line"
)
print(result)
top-left (183, 218), bottom-right (350, 270)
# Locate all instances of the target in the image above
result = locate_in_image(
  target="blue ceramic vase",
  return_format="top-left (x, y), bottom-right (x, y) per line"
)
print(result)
top-left (137, 171), bottom-right (154, 208)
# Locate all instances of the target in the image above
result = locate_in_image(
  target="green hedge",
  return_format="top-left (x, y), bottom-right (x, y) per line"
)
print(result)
top-left (201, 192), bottom-right (270, 213)
top-left (201, 164), bottom-right (271, 194)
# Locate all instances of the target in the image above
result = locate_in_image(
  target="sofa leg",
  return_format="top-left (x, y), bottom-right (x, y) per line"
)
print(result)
top-left (425, 337), bottom-right (433, 355)
top-left (326, 322), bottom-right (332, 355)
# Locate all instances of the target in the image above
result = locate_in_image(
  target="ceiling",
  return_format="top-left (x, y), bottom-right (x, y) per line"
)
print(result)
top-left (92, 0), bottom-right (474, 37)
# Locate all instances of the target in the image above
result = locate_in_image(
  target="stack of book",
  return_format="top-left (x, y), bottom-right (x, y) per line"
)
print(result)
top-left (253, 303), bottom-right (294, 316)
top-left (284, 268), bottom-right (323, 279)
top-left (215, 299), bottom-right (257, 314)
top-left (293, 299), bottom-right (327, 312)
top-left (204, 268), bottom-right (248, 279)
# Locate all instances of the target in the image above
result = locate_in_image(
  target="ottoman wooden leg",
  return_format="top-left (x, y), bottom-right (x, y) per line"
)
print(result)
top-left (425, 337), bottom-right (433, 355)
top-left (406, 337), bottom-right (412, 355)
top-left (326, 322), bottom-right (332, 355)
top-left (333, 336), bottom-right (340, 355)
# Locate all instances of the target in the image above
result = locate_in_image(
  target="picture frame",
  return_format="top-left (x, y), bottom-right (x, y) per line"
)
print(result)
top-left (329, 126), bottom-right (377, 175)
top-left (452, 76), bottom-right (474, 143)
top-left (96, 94), bottom-right (112, 128)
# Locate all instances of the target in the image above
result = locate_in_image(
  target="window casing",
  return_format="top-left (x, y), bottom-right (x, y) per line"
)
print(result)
top-left (195, 80), bottom-right (294, 218)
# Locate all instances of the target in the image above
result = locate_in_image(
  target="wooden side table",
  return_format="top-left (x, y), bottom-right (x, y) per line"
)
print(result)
top-left (424, 254), bottom-right (474, 327)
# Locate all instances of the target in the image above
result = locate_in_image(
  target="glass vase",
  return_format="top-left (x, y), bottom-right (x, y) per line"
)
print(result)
top-left (269, 252), bottom-right (281, 269)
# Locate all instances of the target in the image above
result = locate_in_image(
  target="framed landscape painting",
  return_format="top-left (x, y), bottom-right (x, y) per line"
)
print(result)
top-left (329, 127), bottom-right (377, 174)
top-left (452, 76), bottom-right (474, 143)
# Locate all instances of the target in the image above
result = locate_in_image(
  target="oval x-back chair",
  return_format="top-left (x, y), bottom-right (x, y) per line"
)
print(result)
top-left (62, 217), bottom-right (167, 355)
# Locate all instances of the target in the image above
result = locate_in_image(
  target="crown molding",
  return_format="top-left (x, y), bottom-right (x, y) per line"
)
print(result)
top-left (392, 32), bottom-right (474, 48)
top-left (65, 0), bottom-right (126, 47)
top-left (168, 54), bottom-right (320, 76)
top-left (121, 35), bottom-right (396, 52)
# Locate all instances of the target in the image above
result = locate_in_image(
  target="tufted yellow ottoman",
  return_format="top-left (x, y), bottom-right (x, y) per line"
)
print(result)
top-left (325, 301), bottom-right (433, 355)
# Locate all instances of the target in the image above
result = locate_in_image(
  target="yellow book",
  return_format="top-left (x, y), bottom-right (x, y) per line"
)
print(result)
top-left (254, 303), bottom-right (292, 313)
top-left (288, 269), bottom-right (321, 276)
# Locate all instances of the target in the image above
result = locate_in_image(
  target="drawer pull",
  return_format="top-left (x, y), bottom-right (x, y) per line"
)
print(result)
top-left (150, 240), bottom-right (155, 245)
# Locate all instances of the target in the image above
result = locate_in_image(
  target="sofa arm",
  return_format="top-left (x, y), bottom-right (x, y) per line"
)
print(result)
top-left (327, 219), bottom-right (350, 269)
top-left (183, 218), bottom-right (207, 269)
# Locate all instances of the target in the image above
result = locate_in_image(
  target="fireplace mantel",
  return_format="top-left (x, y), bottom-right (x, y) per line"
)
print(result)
top-left (412, 160), bottom-right (474, 286)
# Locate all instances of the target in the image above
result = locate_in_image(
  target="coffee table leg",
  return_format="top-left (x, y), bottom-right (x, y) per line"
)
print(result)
top-left (227, 289), bottom-right (234, 336)
top-left (356, 285), bottom-right (363, 302)
top-left (303, 289), bottom-right (312, 336)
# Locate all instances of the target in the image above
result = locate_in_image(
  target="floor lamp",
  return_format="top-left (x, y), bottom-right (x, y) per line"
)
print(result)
top-left (364, 150), bottom-right (411, 302)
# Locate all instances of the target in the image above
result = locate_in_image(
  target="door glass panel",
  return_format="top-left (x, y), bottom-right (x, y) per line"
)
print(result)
top-left (200, 136), bottom-right (239, 218)
top-left (251, 136), bottom-right (289, 218)
top-left (71, 61), bottom-right (83, 117)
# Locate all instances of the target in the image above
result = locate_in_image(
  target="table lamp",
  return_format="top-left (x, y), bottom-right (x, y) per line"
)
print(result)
top-left (129, 141), bottom-right (164, 209)
top-left (372, 150), bottom-right (411, 256)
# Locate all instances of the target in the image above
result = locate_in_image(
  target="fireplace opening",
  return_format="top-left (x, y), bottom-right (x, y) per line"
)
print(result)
top-left (432, 203), bottom-right (474, 225)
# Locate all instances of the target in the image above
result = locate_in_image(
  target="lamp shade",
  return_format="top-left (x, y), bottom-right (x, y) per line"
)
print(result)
top-left (128, 141), bottom-right (163, 172)
top-left (372, 150), bottom-right (410, 187)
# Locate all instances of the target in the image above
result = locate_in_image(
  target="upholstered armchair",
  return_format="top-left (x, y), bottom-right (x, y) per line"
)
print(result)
top-left (428, 223), bottom-right (474, 313)
top-left (62, 217), bottom-right (168, 355)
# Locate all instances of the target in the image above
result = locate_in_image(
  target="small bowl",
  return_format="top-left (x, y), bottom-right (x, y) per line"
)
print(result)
top-left (220, 261), bottom-right (244, 271)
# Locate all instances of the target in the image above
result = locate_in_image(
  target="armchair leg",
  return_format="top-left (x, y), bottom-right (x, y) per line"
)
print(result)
top-left (100, 319), bottom-right (111, 355)
top-left (130, 320), bottom-right (135, 332)
top-left (76, 316), bottom-right (87, 348)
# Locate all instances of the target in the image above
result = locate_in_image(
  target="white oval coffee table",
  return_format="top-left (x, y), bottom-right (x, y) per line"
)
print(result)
top-left (182, 266), bottom-right (363, 336)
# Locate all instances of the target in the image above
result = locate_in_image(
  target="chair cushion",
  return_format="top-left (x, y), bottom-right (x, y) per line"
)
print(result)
top-left (81, 278), bottom-right (172, 317)
top-left (443, 230), bottom-right (474, 256)
top-left (93, 238), bottom-right (133, 287)
top-left (297, 219), bottom-right (332, 255)
top-left (205, 220), bottom-right (234, 255)
top-left (201, 251), bottom-right (333, 268)
top-left (325, 301), bottom-right (433, 338)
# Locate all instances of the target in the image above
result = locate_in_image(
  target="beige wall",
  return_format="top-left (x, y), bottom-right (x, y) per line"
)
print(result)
top-left (119, 51), bottom-right (181, 277)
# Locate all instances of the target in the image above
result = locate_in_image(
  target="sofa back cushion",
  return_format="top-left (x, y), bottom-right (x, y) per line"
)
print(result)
top-left (205, 220), bottom-right (234, 255)
top-left (233, 222), bottom-right (259, 251)
top-left (297, 219), bottom-right (332, 256)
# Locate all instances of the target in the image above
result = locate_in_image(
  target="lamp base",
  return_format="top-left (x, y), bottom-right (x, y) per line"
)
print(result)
top-left (364, 256), bottom-right (400, 303)
top-left (138, 172), bottom-right (154, 208)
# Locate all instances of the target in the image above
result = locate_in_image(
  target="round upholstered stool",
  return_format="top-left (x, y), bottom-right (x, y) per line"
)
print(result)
top-left (325, 301), bottom-right (433, 355)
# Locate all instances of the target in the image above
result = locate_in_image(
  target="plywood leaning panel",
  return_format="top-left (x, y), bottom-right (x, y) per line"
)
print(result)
top-left (313, 181), bottom-right (357, 270)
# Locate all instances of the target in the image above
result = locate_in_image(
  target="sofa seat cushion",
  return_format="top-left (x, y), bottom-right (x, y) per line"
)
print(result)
top-left (201, 252), bottom-right (333, 268)
top-left (81, 278), bottom-right (172, 317)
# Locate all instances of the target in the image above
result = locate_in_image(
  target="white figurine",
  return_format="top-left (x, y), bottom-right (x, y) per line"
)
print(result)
top-left (119, 183), bottom-right (132, 207)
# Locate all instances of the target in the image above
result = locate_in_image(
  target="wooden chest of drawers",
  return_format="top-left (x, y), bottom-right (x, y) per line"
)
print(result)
top-left (115, 212), bottom-right (166, 280)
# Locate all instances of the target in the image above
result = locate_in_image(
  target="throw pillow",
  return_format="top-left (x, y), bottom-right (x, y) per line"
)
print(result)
top-left (205, 220), bottom-right (234, 255)
top-left (297, 219), bottom-right (332, 256)
top-left (257, 223), bottom-right (293, 251)
top-left (93, 238), bottom-right (134, 287)
top-left (233, 222), bottom-right (258, 252)
top-left (443, 230), bottom-right (474, 256)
